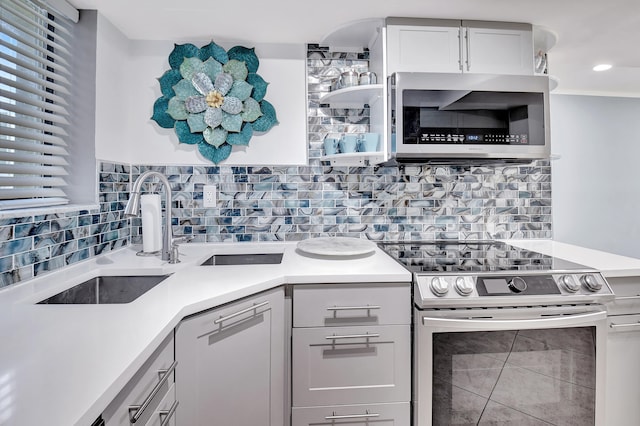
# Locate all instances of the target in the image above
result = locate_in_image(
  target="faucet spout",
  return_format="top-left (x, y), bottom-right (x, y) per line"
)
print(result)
top-left (124, 171), bottom-right (173, 262)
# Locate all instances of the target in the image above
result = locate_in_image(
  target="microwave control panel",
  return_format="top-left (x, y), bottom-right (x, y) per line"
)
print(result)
top-left (415, 131), bottom-right (529, 145)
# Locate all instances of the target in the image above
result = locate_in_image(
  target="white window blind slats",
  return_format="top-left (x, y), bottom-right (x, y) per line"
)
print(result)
top-left (0, 51), bottom-right (71, 91)
top-left (0, 175), bottom-right (66, 187)
top-left (0, 0), bottom-right (74, 209)
top-left (1, 163), bottom-right (67, 176)
top-left (4, 0), bottom-right (73, 51)
top-left (0, 196), bottom-right (67, 209)
top-left (0, 138), bottom-right (68, 156)
top-left (0, 75), bottom-right (69, 107)
top-left (0, 150), bottom-right (68, 166)
top-left (24, 0), bottom-right (74, 37)
top-left (0, 62), bottom-right (70, 97)
top-left (2, 113), bottom-right (69, 137)
top-left (0, 187), bottom-right (66, 199)
top-left (0, 99), bottom-right (70, 125)
top-left (0, 37), bottom-right (71, 77)
top-left (0, 25), bottom-right (71, 67)
top-left (1, 125), bottom-right (67, 146)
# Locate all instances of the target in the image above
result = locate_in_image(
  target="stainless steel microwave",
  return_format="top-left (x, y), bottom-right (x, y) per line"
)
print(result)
top-left (388, 72), bottom-right (551, 162)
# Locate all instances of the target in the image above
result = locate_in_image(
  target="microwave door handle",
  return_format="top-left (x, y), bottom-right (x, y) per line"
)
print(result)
top-left (422, 310), bottom-right (607, 331)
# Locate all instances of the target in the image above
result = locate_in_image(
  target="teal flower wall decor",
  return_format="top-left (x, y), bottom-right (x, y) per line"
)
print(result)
top-left (152, 42), bottom-right (279, 164)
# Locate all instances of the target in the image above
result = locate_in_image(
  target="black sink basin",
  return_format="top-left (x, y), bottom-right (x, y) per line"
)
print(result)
top-left (38, 274), bottom-right (171, 304)
top-left (200, 253), bottom-right (283, 266)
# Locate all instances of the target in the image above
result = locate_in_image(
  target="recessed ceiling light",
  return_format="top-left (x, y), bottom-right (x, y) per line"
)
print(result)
top-left (593, 64), bottom-right (612, 72)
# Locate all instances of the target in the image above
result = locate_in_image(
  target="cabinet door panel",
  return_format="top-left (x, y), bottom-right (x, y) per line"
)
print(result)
top-left (606, 314), bottom-right (640, 426)
top-left (292, 325), bottom-right (410, 406)
top-left (176, 288), bottom-right (284, 426)
top-left (387, 24), bottom-right (461, 74)
top-left (464, 23), bottom-right (533, 75)
top-left (292, 402), bottom-right (410, 426)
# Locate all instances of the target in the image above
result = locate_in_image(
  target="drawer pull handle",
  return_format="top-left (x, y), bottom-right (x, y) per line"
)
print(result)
top-left (325, 411), bottom-right (381, 420)
top-left (158, 400), bottom-right (179, 426)
top-left (326, 305), bottom-right (381, 311)
top-left (610, 321), bottom-right (640, 329)
top-left (128, 360), bottom-right (177, 423)
top-left (325, 333), bottom-right (380, 340)
top-left (615, 295), bottom-right (640, 300)
top-left (214, 301), bottom-right (269, 325)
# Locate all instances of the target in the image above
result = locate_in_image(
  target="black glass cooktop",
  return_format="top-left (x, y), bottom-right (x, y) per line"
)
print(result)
top-left (378, 240), bottom-right (589, 273)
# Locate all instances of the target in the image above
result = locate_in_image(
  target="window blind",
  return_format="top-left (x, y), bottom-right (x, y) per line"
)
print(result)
top-left (0, 0), bottom-right (74, 210)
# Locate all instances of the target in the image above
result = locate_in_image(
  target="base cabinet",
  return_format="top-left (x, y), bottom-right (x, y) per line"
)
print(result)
top-left (606, 313), bottom-right (640, 425)
top-left (292, 402), bottom-right (410, 425)
top-left (102, 334), bottom-right (176, 426)
top-left (175, 288), bottom-right (285, 426)
top-left (291, 283), bottom-right (411, 425)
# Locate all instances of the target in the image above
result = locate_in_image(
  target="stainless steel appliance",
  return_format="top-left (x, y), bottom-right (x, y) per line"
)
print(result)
top-left (388, 72), bottom-right (550, 162)
top-left (379, 240), bottom-right (613, 426)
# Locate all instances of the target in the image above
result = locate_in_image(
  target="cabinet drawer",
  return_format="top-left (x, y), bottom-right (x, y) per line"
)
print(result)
top-left (293, 283), bottom-right (410, 327)
top-left (104, 333), bottom-right (174, 426)
top-left (292, 402), bottom-right (410, 425)
top-left (292, 325), bottom-right (410, 406)
top-left (144, 383), bottom-right (177, 426)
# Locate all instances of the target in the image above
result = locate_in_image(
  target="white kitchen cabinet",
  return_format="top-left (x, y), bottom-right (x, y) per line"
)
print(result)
top-left (292, 402), bottom-right (410, 425)
top-left (102, 333), bottom-right (176, 426)
top-left (386, 18), bottom-right (534, 75)
top-left (607, 313), bottom-right (640, 426)
top-left (291, 283), bottom-right (411, 423)
top-left (175, 287), bottom-right (285, 426)
top-left (292, 324), bottom-right (410, 406)
top-left (606, 276), bottom-right (640, 426)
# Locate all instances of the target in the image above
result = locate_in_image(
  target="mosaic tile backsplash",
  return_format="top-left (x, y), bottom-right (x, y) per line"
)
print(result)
top-left (0, 45), bottom-right (552, 289)
top-left (0, 161), bottom-right (130, 288)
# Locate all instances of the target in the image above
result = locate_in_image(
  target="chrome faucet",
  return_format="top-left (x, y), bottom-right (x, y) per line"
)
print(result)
top-left (124, 170), bottom-right (175, 263)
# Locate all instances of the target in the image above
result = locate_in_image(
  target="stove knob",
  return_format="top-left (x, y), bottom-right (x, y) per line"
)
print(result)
top-left (454, 277), bottom-right (473, 296)
top-left (560, 275), bottom-right (580, 293)
top-left (429, 277), bottom-right (449, 297)
top-left (581, 274), bottom-right (602, 292)
top-left (508, 277), bottom-right (527, 293)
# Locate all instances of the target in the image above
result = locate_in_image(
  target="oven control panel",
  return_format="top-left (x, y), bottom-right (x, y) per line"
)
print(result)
top-left (415, 272), bottom-right (614, 307)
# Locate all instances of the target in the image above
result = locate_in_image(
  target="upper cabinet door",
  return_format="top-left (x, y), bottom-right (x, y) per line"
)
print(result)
top-left (385, 18), bottom-right (534, 76)
top-left (463, 21), bottom-right (534, 75)
top-left (386, 19), bottom-right (462, 74)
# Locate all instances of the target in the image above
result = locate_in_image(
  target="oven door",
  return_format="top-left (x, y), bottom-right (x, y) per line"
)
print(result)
top-left (414, 305), bottom-right (607, 426)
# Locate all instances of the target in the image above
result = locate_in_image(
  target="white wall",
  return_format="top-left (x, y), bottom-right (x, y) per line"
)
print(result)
top-left (94, 14), bottom-right (308, 166)
top-left (551, 94), bottom-right (640, 258)
top-left (94, 13), bottom-right (130, 163)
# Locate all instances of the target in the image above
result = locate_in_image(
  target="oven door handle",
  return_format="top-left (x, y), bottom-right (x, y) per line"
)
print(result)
top-left (422, 310), bottom-right (607, 331)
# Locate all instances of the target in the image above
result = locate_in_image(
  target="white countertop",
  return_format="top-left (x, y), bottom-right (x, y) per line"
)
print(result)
top-left (3, 238), bottom-right (640, 426)
top-left (505, 239), bottom-right (640, 278)
top-left (0, 241), bottom-right (411, 426)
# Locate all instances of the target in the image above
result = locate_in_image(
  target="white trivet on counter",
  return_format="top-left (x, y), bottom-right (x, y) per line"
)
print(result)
top-left (296, 237), bottom-right (376, 257)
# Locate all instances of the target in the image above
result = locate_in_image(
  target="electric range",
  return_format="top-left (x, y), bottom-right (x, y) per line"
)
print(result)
top-left (378, 240), bottom-right (615, 308)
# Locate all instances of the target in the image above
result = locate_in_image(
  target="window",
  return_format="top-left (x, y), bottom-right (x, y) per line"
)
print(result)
top-left (0, 0), bottom-right (78, 210)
